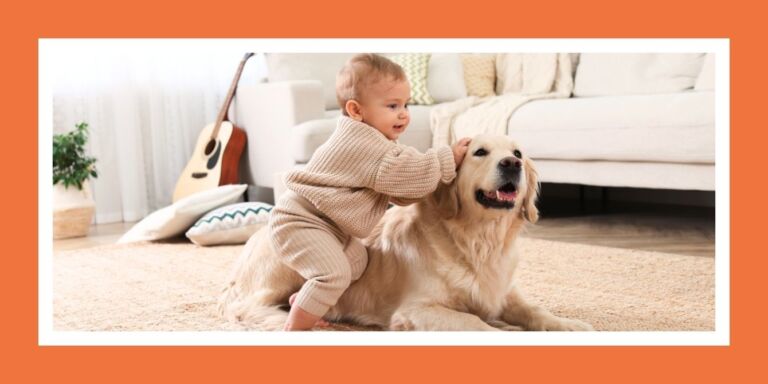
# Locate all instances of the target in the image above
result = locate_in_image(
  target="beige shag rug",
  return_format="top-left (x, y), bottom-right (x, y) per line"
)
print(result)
top-left (53, 238), bottom-right (714, 331)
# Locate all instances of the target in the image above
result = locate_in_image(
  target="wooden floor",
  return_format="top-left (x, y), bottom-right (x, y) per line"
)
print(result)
top-left (524, 212), bottom-right (714, 258)
top-left (54, 199), bottom-right (715, 258)
top-left (53, 220), bottom-right (137, 252)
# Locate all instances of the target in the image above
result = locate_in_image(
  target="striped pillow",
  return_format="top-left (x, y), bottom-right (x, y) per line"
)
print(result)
top-left (185, 202), bottom-right (273, 246)
top-left (390, 53), bottom-right (435, 105)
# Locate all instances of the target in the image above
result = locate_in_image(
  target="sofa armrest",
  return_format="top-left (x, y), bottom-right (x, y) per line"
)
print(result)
top-left (231, 80), bottom-right (325, 189)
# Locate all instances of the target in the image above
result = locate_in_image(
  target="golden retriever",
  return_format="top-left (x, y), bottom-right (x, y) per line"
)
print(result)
top-left (218, 134), bottom-right (593, 331)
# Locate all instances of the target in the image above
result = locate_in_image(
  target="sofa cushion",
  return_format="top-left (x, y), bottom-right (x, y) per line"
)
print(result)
top-left (573, 53), bottom-right (706, 97)
top-left (390, 53), bottom-right (435, 105)
top-left (398, 105), bottom-right (435, 152)
top-left (507, 91), bottom-right (715, 164)
top-left (293, 105), bottom-right (435, 163)
top-left (534, 159), bottom-right (714, 191)
top-left (292, 118), bottom-right (337, 164)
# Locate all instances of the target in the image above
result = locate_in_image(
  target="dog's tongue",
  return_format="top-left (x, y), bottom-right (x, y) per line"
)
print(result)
top-left (496, 190), bottom-right (517, 202)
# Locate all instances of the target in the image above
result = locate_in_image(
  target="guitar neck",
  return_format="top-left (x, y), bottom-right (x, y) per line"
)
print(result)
top-left (211, 52), bottom-right (255, 140)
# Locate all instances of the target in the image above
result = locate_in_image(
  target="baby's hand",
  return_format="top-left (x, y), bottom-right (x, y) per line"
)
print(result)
top-left (452, 138), bottom-right (472, 169)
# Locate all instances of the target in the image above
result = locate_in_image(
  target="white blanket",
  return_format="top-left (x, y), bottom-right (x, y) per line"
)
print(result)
top-left (431, 53), bottom-right (574, 147)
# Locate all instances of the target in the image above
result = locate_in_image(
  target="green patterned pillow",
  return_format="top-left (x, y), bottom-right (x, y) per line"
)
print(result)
top-left (185, 202), bottom-right (273, 246)
top-left (390, 53), bottom-right (435, 105)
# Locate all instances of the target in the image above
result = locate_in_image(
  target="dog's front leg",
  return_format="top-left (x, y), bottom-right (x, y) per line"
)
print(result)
top-left (501, 286), bottom-right (593, 331)
top-left (390, 303), bottom-right (500, 331)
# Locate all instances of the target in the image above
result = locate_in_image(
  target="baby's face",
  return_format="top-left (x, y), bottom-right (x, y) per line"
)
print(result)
top-left (358, 78), bottom-right (411, 140)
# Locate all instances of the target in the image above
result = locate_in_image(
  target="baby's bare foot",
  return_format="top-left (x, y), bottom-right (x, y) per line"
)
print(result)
top-left (287, 292), bottom-right (330, 328)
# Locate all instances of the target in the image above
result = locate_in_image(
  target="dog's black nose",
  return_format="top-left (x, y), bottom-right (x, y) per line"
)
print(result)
top-left (498, 156), bottom-right (522, 171)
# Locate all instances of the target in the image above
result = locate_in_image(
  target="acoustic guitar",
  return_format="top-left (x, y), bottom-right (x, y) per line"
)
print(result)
top-left (172, 52), bottom-right (253, 202)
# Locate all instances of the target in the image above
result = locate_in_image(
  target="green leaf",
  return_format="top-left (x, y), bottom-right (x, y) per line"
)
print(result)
top-left (53, 122), bottom-right (98, 189)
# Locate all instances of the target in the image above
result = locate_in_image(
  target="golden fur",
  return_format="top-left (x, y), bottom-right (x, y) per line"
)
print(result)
top-left (219, 134), bottom-right (593, 331)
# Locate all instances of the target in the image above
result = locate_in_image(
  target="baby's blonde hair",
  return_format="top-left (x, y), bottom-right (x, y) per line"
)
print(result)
top-left (336, 53), bottom-right (407, 116)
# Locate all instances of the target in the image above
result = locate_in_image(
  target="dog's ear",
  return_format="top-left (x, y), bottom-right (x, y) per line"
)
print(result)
top-left (431, 180), bottom-right (460, 219)
top-left (522, 157), bottom-right (540, 223)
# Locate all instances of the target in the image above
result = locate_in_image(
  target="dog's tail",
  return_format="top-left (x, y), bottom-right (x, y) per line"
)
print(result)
top-left (218, 283), bottom-right (288, 331)
top-left (216, 229), bottom-right (290, 331)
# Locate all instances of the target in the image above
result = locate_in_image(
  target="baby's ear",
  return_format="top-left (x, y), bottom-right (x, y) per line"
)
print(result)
top-left (345, 100), bottom-right (363, 121)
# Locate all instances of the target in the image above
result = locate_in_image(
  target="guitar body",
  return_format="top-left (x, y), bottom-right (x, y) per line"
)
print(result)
top-left (172, 52), bottom-right (254, 203)
top-left (172, 121), bottom-right (247, 202)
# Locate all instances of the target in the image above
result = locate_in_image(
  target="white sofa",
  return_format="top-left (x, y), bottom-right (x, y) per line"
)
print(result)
top-left (232, 53), bottom-right (715, 203)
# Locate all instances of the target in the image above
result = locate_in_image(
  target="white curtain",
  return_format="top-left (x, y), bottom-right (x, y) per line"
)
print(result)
top-left (51, 41), bottom-right (267, 224)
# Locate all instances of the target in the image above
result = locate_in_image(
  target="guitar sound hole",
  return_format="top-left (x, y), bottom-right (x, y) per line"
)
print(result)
top-left (204, 140), bottom-right (217, 156)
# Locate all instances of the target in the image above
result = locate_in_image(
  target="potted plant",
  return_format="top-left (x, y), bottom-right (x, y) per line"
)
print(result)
top-left (53, 122), bottom-right (98, 239)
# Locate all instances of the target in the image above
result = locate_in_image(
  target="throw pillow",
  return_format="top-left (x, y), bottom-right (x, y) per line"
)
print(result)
top-left (117, 184), bottom-right (248, 244)
top-left (186, 202), bottom-right (273, 246)
top-left (461, 54), bottom-right (496, 97)
top-left (573, 53), bottom-right (706, 97)
top-left (495, 53), bottom-right (574, 96)
top-left (427, 53), bottom-right (467, 103)
top-left (390, 53), bottom-right (435, 105)
top-left (694, 53), bottom-right (715, 91)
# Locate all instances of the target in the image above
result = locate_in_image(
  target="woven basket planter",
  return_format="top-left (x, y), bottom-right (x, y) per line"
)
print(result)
top-left (53, 181), bottom-right (95, 239)
top-left (54, 205), bottom-right (95, 239)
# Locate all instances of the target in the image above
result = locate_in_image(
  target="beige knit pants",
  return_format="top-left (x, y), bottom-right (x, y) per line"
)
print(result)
top-left (268, 191), bottom-right (368, 317)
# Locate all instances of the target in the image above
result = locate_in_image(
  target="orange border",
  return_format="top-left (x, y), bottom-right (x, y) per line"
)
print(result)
top-left (7, 0), bottom-right (761, 381)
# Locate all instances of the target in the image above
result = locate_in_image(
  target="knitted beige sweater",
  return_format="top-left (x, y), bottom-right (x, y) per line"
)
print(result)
top-left (285, 116), bottom-right (457, 238)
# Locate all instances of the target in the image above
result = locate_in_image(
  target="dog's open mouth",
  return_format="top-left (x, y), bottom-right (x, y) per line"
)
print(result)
top-left (475, 182), bottom-right (517, 209)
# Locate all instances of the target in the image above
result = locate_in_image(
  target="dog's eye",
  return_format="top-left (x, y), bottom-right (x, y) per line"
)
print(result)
top-left (513, 149), bottom-right (522, 158)
top-left (473, 148), bottom-right (488, 157)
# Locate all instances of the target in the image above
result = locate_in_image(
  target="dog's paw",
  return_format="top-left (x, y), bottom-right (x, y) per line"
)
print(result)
top-left (486, 320), bottom-right (524, 331)
top-left (389, 315), bottom-right (415, 331)
top-left (529, 316), bottom-right (594, 331)
top-left (553, 317), bottom-right (594, 331)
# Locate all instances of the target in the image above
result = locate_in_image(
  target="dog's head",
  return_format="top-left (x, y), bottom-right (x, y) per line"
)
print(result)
top-left (431, 134), bottom-right (539, 223)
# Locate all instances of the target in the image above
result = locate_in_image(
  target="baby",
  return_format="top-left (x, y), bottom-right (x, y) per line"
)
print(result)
top-left (268, 53), bottom-right (471, 330)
